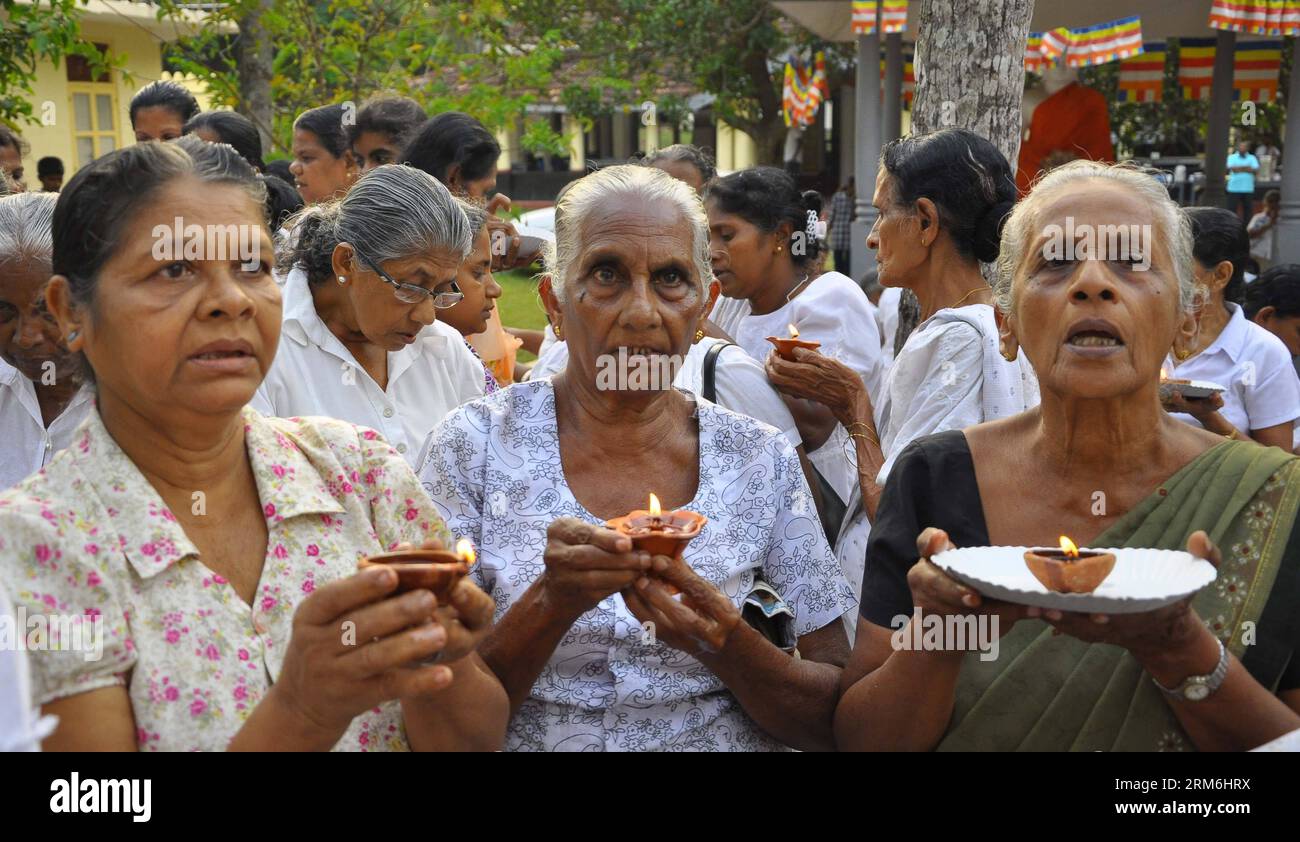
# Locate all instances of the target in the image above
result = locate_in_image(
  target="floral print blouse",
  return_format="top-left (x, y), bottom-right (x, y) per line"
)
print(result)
top-left (0, 406), bottom-right (449, 752)
top-left (418, 380), bottom-right (856, 751)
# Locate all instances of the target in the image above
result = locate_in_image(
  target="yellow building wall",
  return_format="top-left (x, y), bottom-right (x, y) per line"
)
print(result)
top-left (15, 19), bottom-right (173, 178)
top-left (715, 121), bottom-right (757, 173)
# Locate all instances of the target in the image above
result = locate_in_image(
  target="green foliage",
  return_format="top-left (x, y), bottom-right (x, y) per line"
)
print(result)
top-left (0, 0), bottom-right (124, 125)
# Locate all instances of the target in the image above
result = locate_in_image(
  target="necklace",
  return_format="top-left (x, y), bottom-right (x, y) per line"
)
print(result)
top-left (949, 285), bottom-right (989, 310)
top-left (785, 274), bottom-right (811, 303)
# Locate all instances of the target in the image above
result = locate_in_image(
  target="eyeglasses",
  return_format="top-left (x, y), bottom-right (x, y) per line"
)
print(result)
top-left (355, 250), bottom-right (465, 308)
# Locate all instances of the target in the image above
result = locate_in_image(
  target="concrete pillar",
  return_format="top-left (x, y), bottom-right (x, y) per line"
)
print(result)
top-left (1201, 29), bottom-right (1237, 207)
top-left (1276, 50), bottom-right (1300, 262)
top-left (564, 114), bottom-right (585, 171)
top-left (884, 33), bottom-right (904, 144)
top-left (839, 86), bottom-right (856, 188)
top-left (612, 110), bottom-right (632, 160)
top-left (851, 27), bottom-right (883, 279)
top-left (495, 128), bottom-right (513, 171)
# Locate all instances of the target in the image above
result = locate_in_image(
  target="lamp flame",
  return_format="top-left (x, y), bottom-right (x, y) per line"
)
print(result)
top-left (456, 538), bottom-right (476, 566)
top-left (648, 493), bottom-right (662, 516)
top-left (1160, 366), bottom-right (1169, 380)
top-left (788, 323), bottom-right (800, 339)
top-left (1059, 535), bottom-right (1079, 558)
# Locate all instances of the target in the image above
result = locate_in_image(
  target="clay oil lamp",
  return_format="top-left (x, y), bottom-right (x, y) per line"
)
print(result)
top-left (606, 494), bottom-right (707, 594)
top-left (358, 538), bottom-right (476, 601)
top-left (766, 323), bottom-right (821, 361)
top-left (1023, 535), bottom-right (1116, 594)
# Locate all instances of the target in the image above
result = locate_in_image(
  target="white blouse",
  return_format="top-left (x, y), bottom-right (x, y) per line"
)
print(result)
top-left (520, 337), bottom-right (802, 449)
top-left (712, 272), bottom-right (885, 505)
top-left (251, 267), bottom-right (485, 465)
top-left (0, 360), bottom-right (94, 491)
top-left (1163, 303), bottom-right (1300, 435)
top-left (417, 380), bottom-right (855, 751)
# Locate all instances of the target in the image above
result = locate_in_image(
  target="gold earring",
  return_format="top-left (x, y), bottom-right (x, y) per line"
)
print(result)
top-left (554, 324), bottom-right (563, 340)
top-left (1001, 347), bottom-right (1016, 361)
top-left (694, 329), bottom-right (706, 342)
top-left (1174, 346), bottom-right (1192, 361)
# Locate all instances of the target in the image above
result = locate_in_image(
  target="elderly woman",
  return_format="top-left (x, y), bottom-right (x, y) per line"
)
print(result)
top-left (418, 165), bottom-right (856, 751)
top-left (1162, 207), bottom-right (1300, 450)
top-left (0, 193), bottom-right (93, 489)
top-left (835, 160), bottom-right (1300, 752)
top-left (252, 165), bottom-right (486, 464)
top-left (289, 104), bottom-right (359, 205)
top-left (0, 137), bottom-right (506, 751)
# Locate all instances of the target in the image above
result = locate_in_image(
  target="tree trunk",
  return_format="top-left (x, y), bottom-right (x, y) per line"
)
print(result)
top-left (236, 0), bottom-right (276, 159)
top-left (895, 0), bottom-right (1032, 348)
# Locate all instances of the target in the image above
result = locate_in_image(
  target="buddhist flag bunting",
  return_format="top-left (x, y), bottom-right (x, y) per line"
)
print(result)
top-left (1178, 38), bottom-right (1217, 101)
top-left (1208, 0), bottom-right (1300, 36)
top-left (851, 1), bottom-right (877, 35)
top-left (1116, 42), bottom-right (1165, 102)
top-left (1040, 28), bottom-right (1072, 64)
top-left (783, 51), bottom-right (829, 128)
top-left (1025, 33), bottom-right (1046, 72)
top-left (881, 0), bottom-right (908, 32)
top-left (1233, 40), bottom-right (1283, 102)
top-left (1067, 16), bottom-right (1143, 67)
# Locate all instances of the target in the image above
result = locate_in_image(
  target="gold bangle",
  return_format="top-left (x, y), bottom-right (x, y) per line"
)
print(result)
top-left (847, 422), bottom-right (879, 447)
top-left (1225, 429), bottom-right (1240, 441)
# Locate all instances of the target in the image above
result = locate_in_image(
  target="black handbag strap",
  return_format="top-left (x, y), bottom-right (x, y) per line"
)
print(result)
top-left (701, 341), bottom-right (732, 404)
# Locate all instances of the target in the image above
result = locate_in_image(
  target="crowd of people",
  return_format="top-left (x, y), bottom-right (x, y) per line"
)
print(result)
top-left (1, 78), bottom-right (1299, 752)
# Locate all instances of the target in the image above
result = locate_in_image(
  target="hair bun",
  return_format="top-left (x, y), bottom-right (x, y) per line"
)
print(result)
top-left (973, 198), bottom-right (1015, 263)
top-left (801, 189), bottom-right (824, 216)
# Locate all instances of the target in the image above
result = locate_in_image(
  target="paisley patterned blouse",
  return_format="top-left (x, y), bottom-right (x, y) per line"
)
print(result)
top-left (418, 380), bottom-right (856, 751)
top-left (0, 406), bottom-right (449, 751)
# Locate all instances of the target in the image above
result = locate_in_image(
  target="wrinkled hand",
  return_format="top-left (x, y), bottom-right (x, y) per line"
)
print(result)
top-left (272, 564), bottom-right (453, 740)
top-left (1039, 531), bottom-right (1220, 659)
top-left (1161, 389), bottom-right (1223, 423)
top-left (389, 538), bottom-right (495, 666)
top-left (765, 346), bottom-right (869, 425)
top-left (538, 517), bottom-right (651, 621)
top-left (622, 554), bottom-right (742, 657)
top-left (906, 528), bottom-right (1035, 646)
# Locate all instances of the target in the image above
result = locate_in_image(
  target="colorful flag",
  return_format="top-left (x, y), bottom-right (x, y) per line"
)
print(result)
top-left (1178, 38), bottom-right (1218, 101)
top-left (1233, 40), bottom-right (1283, 102)
top-left (1209, 0), bottom-right (1300, 36)
top-left (783, 51), bottom-right (829, 128)
top-left (881, 0), bottom-right (908, 32)
top-left (1040, 27), bottom-right (1073, 64)
top-left (851, 1), bottom-right (877, 35)
top-left (1116, 42), bottom-right (1165, 102)
top-left (1067, 16), bottom-right (1143, 67)
top-left (1025, 33), bottom-right (1046, 72)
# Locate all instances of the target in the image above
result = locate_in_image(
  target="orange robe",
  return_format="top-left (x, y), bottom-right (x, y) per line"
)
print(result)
top-left (1016, 82), bottom-right (1114, 195)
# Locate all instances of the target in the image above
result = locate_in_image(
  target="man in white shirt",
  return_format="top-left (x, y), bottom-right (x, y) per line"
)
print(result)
top-left (0, 361), bottom-right (92, 490)
top-left (251, 266), bottom-right (484, 464)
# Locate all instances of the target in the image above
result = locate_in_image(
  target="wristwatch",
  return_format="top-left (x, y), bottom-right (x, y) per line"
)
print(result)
top-left (1153, 637), bottom-right (1229, 702)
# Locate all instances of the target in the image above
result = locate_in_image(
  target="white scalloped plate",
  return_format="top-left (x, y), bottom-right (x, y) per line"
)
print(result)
top-left (1160, 379), bottom-right (1227, 399)
top-left (931, 546), bottom-right (1216, 614)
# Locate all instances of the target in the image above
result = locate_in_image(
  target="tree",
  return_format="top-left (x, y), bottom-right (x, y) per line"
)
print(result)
top-left (896, 0), bottom-right (1032, 344)
top-left (0, 0), bottom-right (122, 125)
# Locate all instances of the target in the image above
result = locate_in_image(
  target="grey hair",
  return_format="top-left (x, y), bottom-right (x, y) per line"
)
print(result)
top-left (0, 192), bottom-right (57, 268)
top-left (542, 164), bottom-right (711, 303)
top-left (455, 197), bottom-right (489, 237)
top-left (995, 160), bottom-right (1195, 315)
top-left (278, 163), bottom-right (471, 284)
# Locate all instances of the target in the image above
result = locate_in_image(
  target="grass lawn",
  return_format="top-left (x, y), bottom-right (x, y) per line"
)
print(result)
top-left (495, 268), bottom-right (548, 361)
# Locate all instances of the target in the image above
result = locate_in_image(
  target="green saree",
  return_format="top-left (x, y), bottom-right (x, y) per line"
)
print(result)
top-left (936, 441), bottom-right (1300, 752)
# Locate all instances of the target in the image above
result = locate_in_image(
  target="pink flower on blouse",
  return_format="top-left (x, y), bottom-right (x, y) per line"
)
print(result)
top-left (260, 596), bottom-right (277, 612)
top-left (306, 545), bottom-right (319, 556)
top-left (165, 629), bottom-right (181, 644)
top-left (362, 430), bottom-right (378, 440)
top-left (34, 544), bottom-right (51, 563)
top-left (42, 594), bottom-right (56, 608)
top-left (213, 574), bottom-right (227, 585)
top-left (189, 699), bottom-right (206, 717)
top-left (272, 465), bottom-right (286, 478)
top-left (141, 542), bottom-right (157, 557)
top-left (86, 571), bottom-right (102, 587)
top-left (84, 543), bottom-right (100, 556)
top-left (272, 544), bottom-right (288, 559)
top-left (238, 648), bottom-right (250, 661)
top-left (164, 686), bottom-right (179, 701)
top-left (404, 508), bottom-right (418, 521)
top-left (263, 503), bottom-right (276, 519)
top-left (204, 644), bottom-right (219, 660)
top-left (301, 580), bottom-right (315, 594)
top-left (233, 685), bottom-right (247, 701)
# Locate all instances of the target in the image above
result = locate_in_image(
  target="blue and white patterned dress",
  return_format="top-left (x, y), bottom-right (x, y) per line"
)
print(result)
top-left (417, 380), bottom-right (855, 751)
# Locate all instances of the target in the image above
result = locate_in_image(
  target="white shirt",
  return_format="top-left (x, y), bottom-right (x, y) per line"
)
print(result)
top-left (250, 267), bottom-right (485, 464)
top-left (1164, 303), bottom-right (1300, 435)
top-left (0, 361), bottom-right (94, 491)
top-left (876, 286), bottom-right (903, 368)
top-left (720, 272), bottom-right (885, 505)
top-left (417, 380), bottom-right (855, 751)
top-left (877, 304), bottom-right (1039, 483)
top-left (519, 336), bottom-right (802, 449)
